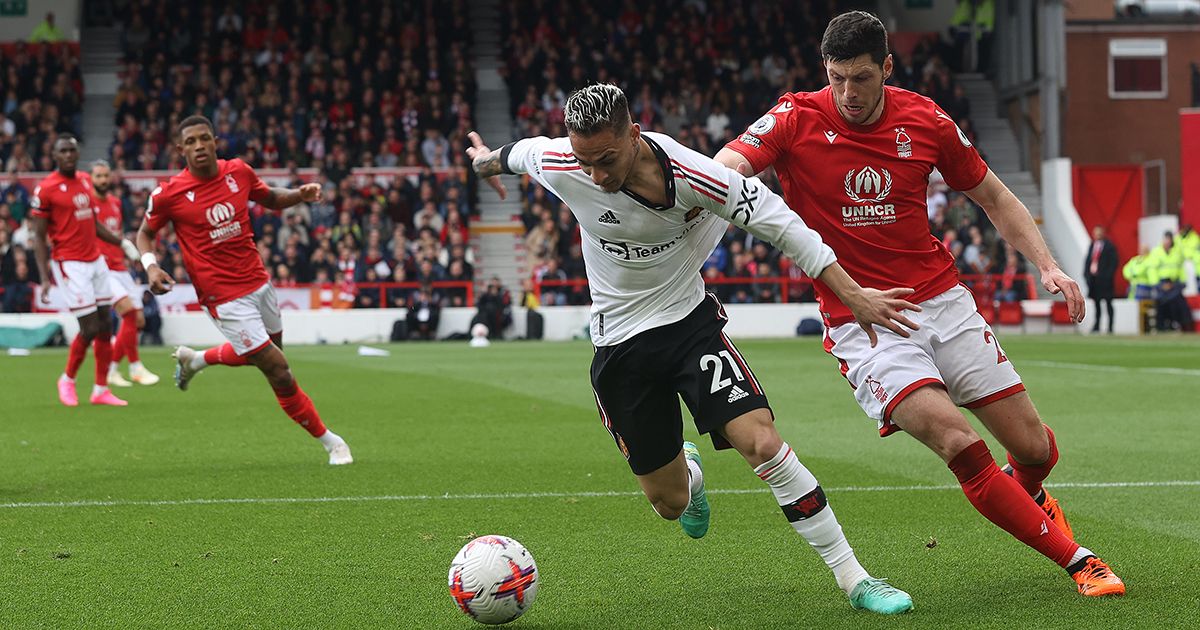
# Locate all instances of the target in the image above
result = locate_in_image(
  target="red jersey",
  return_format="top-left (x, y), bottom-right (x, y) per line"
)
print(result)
top-left (724, 86), bottom-right (988, 326)
top-left (95, 193), bottom-right (127, 271)
top-left (29, 170), bottom-right (101, 262)
top-left (145, 159), bottom-right (272, 306)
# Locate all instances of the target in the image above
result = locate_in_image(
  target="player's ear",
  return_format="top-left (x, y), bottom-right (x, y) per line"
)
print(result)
top-left (629, 122), bottom-right (640, 143)
top-left (883, 54), bottom-right (893, 81)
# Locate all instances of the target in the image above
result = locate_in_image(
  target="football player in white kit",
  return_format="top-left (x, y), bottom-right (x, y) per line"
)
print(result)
top-left (468, 84), bottom-right (919, 614)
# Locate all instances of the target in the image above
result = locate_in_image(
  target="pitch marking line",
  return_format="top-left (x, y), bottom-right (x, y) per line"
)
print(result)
top-left (1022, 360), bottom-right (1200, 377)
top-left (1, 480), bottom-right (1196, 510)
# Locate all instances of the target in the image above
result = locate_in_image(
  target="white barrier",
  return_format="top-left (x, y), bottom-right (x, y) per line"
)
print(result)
top-left (6, 299), bottom-right (1160, 345)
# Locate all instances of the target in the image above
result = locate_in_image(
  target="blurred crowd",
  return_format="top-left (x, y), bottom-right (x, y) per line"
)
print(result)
top-left (501, 0), bottom-right (1012, 304)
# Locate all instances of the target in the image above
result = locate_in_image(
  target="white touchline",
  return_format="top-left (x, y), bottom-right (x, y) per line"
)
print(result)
top-left (1, 480), bottom-right (1196, 510)
top-left (1021, 359), bottom-right (1200, 377)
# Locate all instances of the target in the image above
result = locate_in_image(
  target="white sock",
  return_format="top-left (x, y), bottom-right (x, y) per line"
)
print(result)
top-left (685, 457), bottom-right (703, 498)
top-left (1069, 546), bottom-right (1094, 567)
top-left (754, 443), bottom-right (871, 595)
top-left (318, 430), bottom-right (343, 449)
top-left (92, 384), bottom-right (107, 397)
top-left (131, 360), bottom-right (144, 371)
top-left (60, 373), bottom-right (74, 383)
top-left (188, 353), bottom-right (208, 371)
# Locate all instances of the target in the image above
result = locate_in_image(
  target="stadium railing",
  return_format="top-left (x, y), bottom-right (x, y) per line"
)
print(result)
top-left (8, 166), bottom-right (467, 193)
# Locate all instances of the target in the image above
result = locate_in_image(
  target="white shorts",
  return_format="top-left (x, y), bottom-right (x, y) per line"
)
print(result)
top-left (51, 257), bottom-right (113, 316)
top-left (824, 284), bottom-right (1024, 437)
top-left (205, 282), bottom-right (283, 356)
top-left (106, 271), bottom-right (142, 309)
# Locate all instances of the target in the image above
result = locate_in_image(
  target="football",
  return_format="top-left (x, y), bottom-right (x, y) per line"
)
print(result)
top-left (448, 535), bottom-right (539, 624)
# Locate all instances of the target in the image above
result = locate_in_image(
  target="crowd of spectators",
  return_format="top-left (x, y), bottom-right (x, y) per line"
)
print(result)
top-left (0, 41), bottom-right (83, 175)
top-left (2, 2), bottom-right (483, 313)
top-left (502, 0), bottom-right (1022, 305)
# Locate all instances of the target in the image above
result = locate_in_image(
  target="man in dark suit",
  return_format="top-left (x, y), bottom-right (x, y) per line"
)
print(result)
top-left (1083, 226), bottom-right (1118, 333)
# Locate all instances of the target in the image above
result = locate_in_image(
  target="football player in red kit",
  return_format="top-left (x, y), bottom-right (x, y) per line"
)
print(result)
top-left (136, 115), bottom-right (352, 465)
top-left (89, 160), bottom-right (160, 387)
top-left (717, 11), bottom-right (1123, 597)
top-left (31, 135), bottom-right (140, 407)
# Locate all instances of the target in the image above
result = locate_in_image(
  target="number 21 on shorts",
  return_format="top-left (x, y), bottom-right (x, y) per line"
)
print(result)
top-left (700, 350), bottom-right (746, 394)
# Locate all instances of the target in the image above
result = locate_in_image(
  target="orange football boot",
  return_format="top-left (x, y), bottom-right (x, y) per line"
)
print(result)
top-left (1038, 491), bottom-right (1075, 541)
top-left (1071, 557), bottom-right (1126, 597)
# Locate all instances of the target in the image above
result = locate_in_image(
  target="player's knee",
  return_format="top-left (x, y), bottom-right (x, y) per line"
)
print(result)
top-left (743, 427), bottom-right (783, 466)
top-left (1011, 430), bottom-right (1051, 466)
top-left (649, 493), bottom-right (688, 520)
top-left (135, 312), bottom-right (146, 328)
top-left (77, 319), bottom-right (99, 340)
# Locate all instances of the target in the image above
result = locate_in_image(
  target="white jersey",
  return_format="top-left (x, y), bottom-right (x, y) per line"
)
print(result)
top-left (503, 131), bottom-right (836, 346)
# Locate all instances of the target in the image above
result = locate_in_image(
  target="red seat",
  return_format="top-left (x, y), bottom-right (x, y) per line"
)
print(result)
top-left (997, 302), bottom-right (1024, 326)
top-left (1050, 301), bottom-right (1074, 325)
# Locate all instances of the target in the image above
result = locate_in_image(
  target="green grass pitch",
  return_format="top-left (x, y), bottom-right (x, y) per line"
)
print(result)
top-left (2, 334), bottom-right (1198, 628)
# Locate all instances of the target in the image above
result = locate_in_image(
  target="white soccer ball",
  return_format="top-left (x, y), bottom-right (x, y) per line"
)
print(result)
top-left (448, 535), bottom-right (539, 625)
top-left (471, 322), bottom-right (490, 338)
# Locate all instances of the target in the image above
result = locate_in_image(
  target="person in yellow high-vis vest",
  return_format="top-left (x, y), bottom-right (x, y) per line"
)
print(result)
top-left (1122, 246), bottom-right (1153, 300)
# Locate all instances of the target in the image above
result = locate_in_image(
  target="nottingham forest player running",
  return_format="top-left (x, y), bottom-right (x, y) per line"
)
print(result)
top-left (90, 159), bottom-right (160, 388)
top-left (137, 115), bottom-right (352, 466)
top-left (717, 11), bottom-right (1123, 596)
top-left (31, 135), bottom-right (140, 407)
top-left (470, 84), bottom-right (920, 614)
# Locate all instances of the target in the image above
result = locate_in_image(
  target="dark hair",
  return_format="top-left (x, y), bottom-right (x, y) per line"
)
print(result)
top-left (821, 11), bottom-right (889, 67)
top-left (176, 115), bottom-right (215, 139)
top-left (564, 84), bottom-right (631, 136)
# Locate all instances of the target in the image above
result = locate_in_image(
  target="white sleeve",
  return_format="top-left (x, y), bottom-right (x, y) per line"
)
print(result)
top-left (500, 137), bottom-right (553, 181)
top-left (686, 158), bottom-right (836, 278)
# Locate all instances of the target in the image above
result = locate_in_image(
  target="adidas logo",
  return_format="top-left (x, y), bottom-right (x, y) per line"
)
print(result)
top-left (598, 211), bottom-right (620, 225)
top-left (727, 385), bottom-right (749, 403)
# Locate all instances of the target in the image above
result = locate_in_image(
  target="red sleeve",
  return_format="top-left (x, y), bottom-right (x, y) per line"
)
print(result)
top-left (933, 107), bottom-right (988, 191)
top-left (145, 184), bottom-right (170, 231)
top-left (722, 95), bottom-right (798, 174)
top-left (28, 183), bottom-right (49, 218)
top-left (242, 160), bottom-right (272, 204)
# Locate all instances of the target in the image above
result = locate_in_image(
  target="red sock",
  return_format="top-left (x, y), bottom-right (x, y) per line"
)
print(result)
top-left (949, 440), bottom-right (1079, 568)
top-left (110, 333), bottom-right (125, 364)
top-left (273, 381), bottom-right (328, 438)
top-left (119, 311), bottom-right (140, 363)
top-left (1007, 425), bottom-right (1058, 497)
top-left (204, 343), bottom-right (251, 367)
top-left (65, 335), bottom-right (88, 379)
top-left (94, 335), bottom-right (113, 387)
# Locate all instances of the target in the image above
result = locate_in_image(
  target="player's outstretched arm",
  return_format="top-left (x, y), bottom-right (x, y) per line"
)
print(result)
top-left (466, 131), bottom-right (509, 200)
top-left (136, 218), bottom-right (174, 294)
top-left (94, 218), bottom-right (140, 261)
top-left (255, 183), bottom-right (322, 211)
top-left (964, 169), bottom-right (1085, 323)
top-left (817, 263), bottom-right (921, 348)
top-left (698, 156), bottom-right (920, 347)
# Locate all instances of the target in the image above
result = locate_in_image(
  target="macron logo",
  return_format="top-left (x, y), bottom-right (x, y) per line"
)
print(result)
top-left (824, 131), bottom-right (838, 144)
top-left (598, 211), bottom-right (620, 225)
top-left (727, 385), bottom-right (749, 403)
top-left (186, 191), bottom-right (195, 202)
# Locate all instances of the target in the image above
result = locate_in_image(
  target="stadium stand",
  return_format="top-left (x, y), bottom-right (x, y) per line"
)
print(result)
top-left (499, 0), bottom-right (1026, 306)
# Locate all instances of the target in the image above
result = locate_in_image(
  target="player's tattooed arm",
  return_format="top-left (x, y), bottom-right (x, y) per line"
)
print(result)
top-left (472, 150), bottom-right (505, 179)
top-left (466, 131), bottom-right (509, 200)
